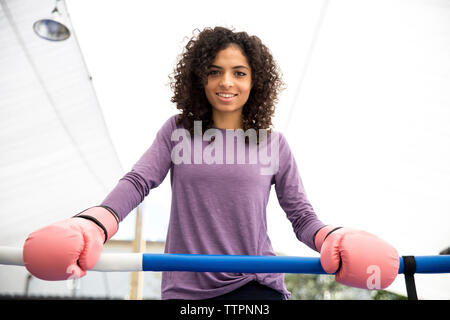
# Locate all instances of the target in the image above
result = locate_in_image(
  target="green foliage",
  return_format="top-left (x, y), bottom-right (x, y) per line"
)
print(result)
top-left (284, 273), bottom-right (406, 300)
top-left (371, 289), bottom-right (407, 300)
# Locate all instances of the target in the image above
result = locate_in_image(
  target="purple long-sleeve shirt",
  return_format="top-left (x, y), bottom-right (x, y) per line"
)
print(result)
top-left (101, 114), bottom-right (325, 299)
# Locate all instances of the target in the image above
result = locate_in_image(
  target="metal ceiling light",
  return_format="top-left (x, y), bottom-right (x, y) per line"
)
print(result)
top-left (33, 0), bottom-right (70, 41)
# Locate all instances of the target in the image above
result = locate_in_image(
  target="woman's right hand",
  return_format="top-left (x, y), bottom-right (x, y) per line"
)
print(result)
top-left (23, 206), bottom-right (119, 280)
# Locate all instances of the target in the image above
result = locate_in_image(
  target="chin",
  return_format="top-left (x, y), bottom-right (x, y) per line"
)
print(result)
top-left (213, 102), bottom-right (243, 112)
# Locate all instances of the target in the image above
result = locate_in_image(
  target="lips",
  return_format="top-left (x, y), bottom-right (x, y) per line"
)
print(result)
top-left (216, 92), bottom-right (237, 97)
top-left (216, 92), bottom-right (238, 102)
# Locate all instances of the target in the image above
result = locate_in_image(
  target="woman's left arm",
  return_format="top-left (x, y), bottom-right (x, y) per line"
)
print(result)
top-left (273, 132), bottom-right (399, 289)
top-left (272, 132), bottom-right (326, 251)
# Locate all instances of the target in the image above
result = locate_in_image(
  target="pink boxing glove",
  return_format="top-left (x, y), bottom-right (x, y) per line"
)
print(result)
top-left (23, 206), bottom-right (119, 281)
top-left (314, 226), bottom-right (399, 290)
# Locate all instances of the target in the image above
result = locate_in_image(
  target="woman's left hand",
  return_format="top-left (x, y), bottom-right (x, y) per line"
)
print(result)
top-left (314, 226), bottom-right (400, 289)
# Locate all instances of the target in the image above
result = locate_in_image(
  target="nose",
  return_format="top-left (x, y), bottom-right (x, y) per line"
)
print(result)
top-left (219, 72), bottom-right (233, 88)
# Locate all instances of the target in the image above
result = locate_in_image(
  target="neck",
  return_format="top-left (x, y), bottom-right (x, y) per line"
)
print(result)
top-left (212, 110), bottom-right (243, 130)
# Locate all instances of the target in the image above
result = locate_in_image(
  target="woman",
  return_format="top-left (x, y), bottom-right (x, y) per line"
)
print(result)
top-left (22, 27), bottom-right (399, 300)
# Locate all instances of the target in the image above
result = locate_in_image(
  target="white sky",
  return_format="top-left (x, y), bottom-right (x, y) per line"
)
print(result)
top-left (64, 0), bottom-right (450, 298)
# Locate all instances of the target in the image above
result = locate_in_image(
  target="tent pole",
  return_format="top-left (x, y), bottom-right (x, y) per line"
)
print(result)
top-left (129, 206), bottom-right (145, 300)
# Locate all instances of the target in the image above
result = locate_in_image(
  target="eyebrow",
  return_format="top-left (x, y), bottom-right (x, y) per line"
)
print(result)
top-left (209, 64), bottom-right (250, 70)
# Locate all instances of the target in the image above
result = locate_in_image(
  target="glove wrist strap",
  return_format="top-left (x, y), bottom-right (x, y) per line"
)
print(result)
top-left (73, 206), bottom-right (119, 243)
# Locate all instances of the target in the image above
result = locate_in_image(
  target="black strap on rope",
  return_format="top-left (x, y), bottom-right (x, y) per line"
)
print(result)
top-left (402, 256), bottom-right (418, 300)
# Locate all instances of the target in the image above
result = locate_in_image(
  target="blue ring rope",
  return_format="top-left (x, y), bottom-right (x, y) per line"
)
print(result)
top-left (142, 254), bottom-right (450, 274)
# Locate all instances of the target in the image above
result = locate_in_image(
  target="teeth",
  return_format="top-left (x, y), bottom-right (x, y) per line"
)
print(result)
top-left (217, 93), bottom-right (236, 98)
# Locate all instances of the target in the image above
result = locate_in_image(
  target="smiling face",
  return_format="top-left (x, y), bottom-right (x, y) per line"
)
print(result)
top-left (204, 44), bottom-right (252, 126)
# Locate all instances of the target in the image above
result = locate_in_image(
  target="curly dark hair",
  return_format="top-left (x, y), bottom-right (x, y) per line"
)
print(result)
top-left (169, 26), bottom-right (285, 140)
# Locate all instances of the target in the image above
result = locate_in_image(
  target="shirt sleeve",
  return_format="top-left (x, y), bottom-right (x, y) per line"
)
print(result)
top-left (273, 132), bottom-right (325, 251)
top-left (100, 115), bottom-right (177, 221)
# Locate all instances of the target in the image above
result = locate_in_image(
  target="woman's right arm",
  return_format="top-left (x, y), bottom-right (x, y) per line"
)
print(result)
top-left (23, 115), bottom-right (178, 280)
top-left (101, 115), bottom-right (177, 221)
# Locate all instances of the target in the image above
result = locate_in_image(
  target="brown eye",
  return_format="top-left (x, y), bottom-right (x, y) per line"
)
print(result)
top-left (207, 70), bottom-right (220, 76)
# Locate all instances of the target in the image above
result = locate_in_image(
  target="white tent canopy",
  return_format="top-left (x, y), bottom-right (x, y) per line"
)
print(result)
top-left (0, 0), bottom-right (449, 299)
top-left (0, 0), bottom-right (123, 245)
